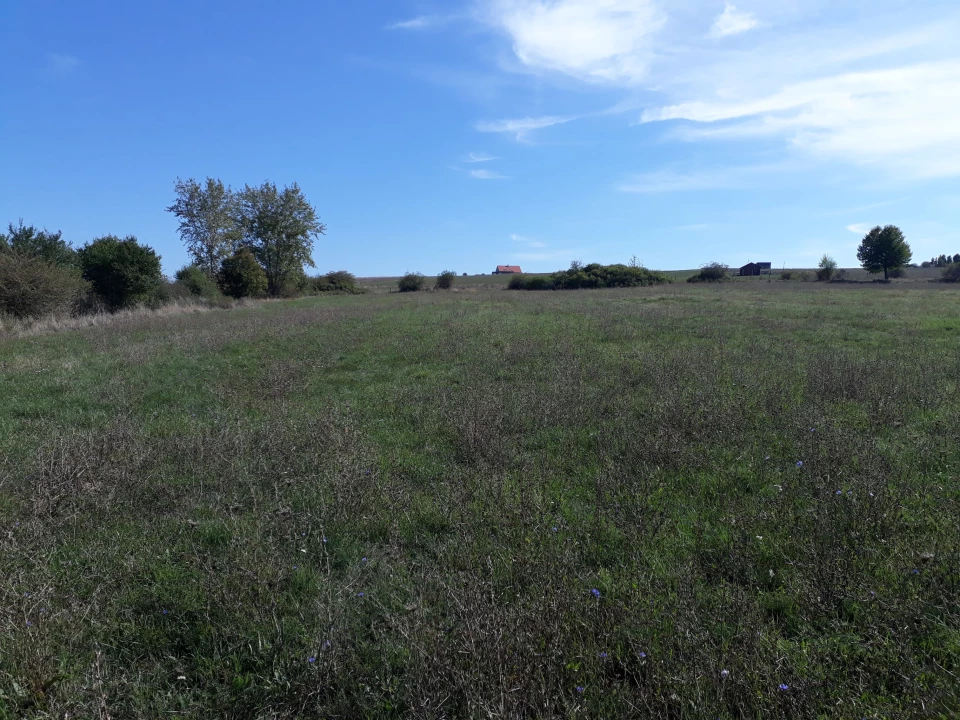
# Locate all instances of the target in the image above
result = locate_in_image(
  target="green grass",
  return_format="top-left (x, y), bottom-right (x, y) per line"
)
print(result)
top-left (2, 283), bottom-right (960, 718)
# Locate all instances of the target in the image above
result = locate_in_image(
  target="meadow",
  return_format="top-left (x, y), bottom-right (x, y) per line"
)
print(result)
top-left (1, 281), bottom-right (959, 718)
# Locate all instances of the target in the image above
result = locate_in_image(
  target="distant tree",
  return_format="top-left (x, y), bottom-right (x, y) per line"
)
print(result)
top-left (817, 254), bottom-right (838, 281)
top-left (954, 254), bottom-right (960, 264)
top-left (236, 182), bottom-right (325, 295)
top-left (398, 272), bottom-right (425, 293)
top-left (217, 248), bottom-right (268, 298)
top-left (942, 263), bottom-right (960, 283)
top-left (78, 235), bottom-right (163, 309)
top-left (0, 253), bottom-right (88, 318)
top-left (436, 270), bottom-right (456, 290)
top-left (174, 264), bottom-right (222, 299)
top-left (688, 262), bottom-right (730, 283)
top-left (0, 220), bottom-right (77, 268)
top-left (166, 178), bottom-right (241, 277)
top-left (857, 225), bottom-right (912, 280)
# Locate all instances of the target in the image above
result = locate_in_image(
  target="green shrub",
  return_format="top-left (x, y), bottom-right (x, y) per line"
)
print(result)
top-left (1, 220), bottom-right (78, 269)
top-left (942, 264), bottom-right (960, 283)
top-left (780, 270), bottom-right (812, 282)
top-left (304, 270), bottom-right (364, 295)
top-left (217, 249), bottom-right (268, 299)
top-left (174, 265), bottom-right (222, 299)
top-left (398, 272), bottom-right (425, 293)
top-left (78, 235), bottom-right (163, 309)
top-left (436, 270), bottom-right (456, 290)
top-left (0, 253), bottom-right (89, 318)
top-left (509, 263), bottom-right (669, 291)
top-left (687, 263), bottom-right (730, 283)
top-left (817, 254), bottom-right (838, 282)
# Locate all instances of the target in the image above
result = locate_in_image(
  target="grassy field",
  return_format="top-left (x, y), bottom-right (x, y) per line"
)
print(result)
top-left (2, 282), bottom-right (960, 718)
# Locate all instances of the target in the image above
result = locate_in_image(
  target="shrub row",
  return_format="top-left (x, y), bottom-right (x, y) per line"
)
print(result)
top-left (509, 262), bottom-right (670, 291)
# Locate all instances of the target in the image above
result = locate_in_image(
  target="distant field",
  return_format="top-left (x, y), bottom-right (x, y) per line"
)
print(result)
top-left (2, 283), bottom-right (959, 718)
top-left (359, 266), bottom-right (946, 292)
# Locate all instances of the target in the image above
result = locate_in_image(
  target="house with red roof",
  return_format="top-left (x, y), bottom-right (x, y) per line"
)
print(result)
top-left (494, 265), bottom-right (522, 274)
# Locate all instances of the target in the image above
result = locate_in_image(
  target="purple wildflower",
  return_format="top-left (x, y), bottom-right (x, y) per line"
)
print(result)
top-left (639, 652), bottom-right (647, 658)
top-left (576, 686), bottom-right (585, 694)
top-left (599, 652), bottom-right (608, 659)
top-left (779, 684), bottom-right (789, 691)
top-left (308, 657), bottom-right (315, 663)
top-left (721, 669), bottom-right (730, 678)
top-left (590, 589), bottom-right (601, 599)
top-left (796, 461), bottom-right (803, 468)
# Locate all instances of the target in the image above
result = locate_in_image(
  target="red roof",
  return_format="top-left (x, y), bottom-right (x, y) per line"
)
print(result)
top-left (496, 265), bottom-right (523, 273)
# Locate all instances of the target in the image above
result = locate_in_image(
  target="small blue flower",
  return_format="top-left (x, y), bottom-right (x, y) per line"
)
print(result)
top-left (721, 669), bottom-right (730, 678)
top-left (779, 684), bottom-right (790, 691)
top-left (308, 657), bottom-right (315, 663)
top-left (162, 609), bottom-right (169, 615)
top-left (599, 652), bottom-right (608, 659)
top-left (639, 651), bottom-right (647, 658)
top-left (323, 640), bottom-right (331, 649)
top-left (293, 565), bottom-right (299, 570)
top-left (358, 592), bottom-right (365, 597)
top-left (590, 589), bottom-right (601, 599)
top-left (361, 557), bottom-right (367, 563)
top-left (576, 686), bottom-right (585, 694)
top-left (912, 569), bottom-right (919, 575)
top-left (552, 527), bottom-right (558, 533)
top-left (836, 490), bottom-right (843, 495)
top-left (26, 620), bottom-right (32, 627)
top-left (796, 461), bottom-right (803, 468)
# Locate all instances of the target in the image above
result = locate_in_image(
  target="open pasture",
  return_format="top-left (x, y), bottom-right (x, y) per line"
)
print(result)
top-left (1, 283), bottom-right (959, 718)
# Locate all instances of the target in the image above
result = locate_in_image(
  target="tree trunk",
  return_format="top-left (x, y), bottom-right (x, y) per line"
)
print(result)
top-left (884, 267), bottom-right (889, 280)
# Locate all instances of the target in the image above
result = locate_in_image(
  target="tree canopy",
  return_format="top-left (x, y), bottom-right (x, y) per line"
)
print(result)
top-left (857, 225), bottom-right (912, 280)
top-left (78, 235), bottom-right (163, 309)
top-left (236, 182), bottom-right (325, 295)
top-left (0, 220), bottom-right (77, 269)
top-left (166, 178), bottom-right (240, 276)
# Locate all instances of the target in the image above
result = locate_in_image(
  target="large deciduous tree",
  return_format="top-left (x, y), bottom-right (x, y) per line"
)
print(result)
top-left (236, 182), bottom-right (325, 295)
top-left (857, 225), bottom-right (912, 280)
top-left (166, 178), bottom-right (240, 277)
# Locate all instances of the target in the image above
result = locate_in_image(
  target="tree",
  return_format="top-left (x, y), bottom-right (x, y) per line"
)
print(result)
top-left (217, 248), bottom-right (268, 298)
top-left (236, 182), bottom-right (325, 295)
top-left (398, 272), bottom-right (425, 292)
top-left (954, 254), bottom-right (960, 264)
top-left (166, 178), bottom-right (240, 277)
top-left (436, 270), bottom-right (456, 290)
top-left (817, 254), bottom-right (838, 281)
top-left (78, 235), bottom-right (163, 309)
top-left (857, 225), bottom-right (912, 280)
top-left (1, 220), bottom-right (77, 268)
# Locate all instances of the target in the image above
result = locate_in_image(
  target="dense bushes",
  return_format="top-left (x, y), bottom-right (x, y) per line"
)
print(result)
top-left (509, 262), bottom-right (670, 291)
top-left (398, 272), bottom-right (425, 293)
top-left (217, 249), bottom-right (269, 298)
top-left (687, 263), bottom-right (730, 283)
top-left (0, 253), bottom-right (89, 318)
top-left (436, 270), bottom-right (456, 290)
top-left (942, 263), bottom-right (960, 283)
top-left (78, 235), bottom-right (164, 309)
top-left (174, 265), bottom-right (222, 299)
top-left (304, 270), bottom-right (365, 295)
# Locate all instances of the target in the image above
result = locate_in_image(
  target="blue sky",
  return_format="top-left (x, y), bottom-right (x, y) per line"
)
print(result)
top-left (1, 0), bottom-right (959, 275)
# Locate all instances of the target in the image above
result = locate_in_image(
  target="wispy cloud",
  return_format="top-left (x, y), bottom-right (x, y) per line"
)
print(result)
top-left (476, 115), bottom-right (575, 141)
top-left (387, 16), bottom-right (445, 30)
top-left (483, 0), bottom-right (665, 84)
top-left (471, 169), bottom-right (509, 180)
top-left (709, 3), bottom-right (759, 38)
top-left (847, 223), bottom-right (871, 235)
top-left (511, 233), bottom-right (547, 247)
top-left (464, 152), bottom-right (500, 163)
top-left (46, 53), bottom-right (80, 74)
top-left (619, 165), bottom-right (775, 193)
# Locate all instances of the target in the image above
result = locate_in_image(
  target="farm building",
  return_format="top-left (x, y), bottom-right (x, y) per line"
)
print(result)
top-left (738, 262), bottom-right (772, 276)
top-left (494, 265), bottom-right (522, 274)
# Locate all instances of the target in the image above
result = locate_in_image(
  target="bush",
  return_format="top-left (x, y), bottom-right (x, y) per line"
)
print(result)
top-left (889, 267), bottom-right (905, 279)
top-left (509, 263), bottom-right (670, 291)
top-left (436, 270), bottom-right (456, 290)
top-left (78, 235), bottom-right (163, 310)
top-left (0, 253), bottom-right (89, 318)
top-left (304, 270), bottom-right (365, 295)
top-left (174, 265), bottom-right (222, 300)
top-left (942, 264), bottom-right (960, 283)
top-left (817, 254), bottom-right (838, 282)
top-left (398, 272), bottom-right (425, 293)
top-left (780, 270), bottom-right (812, 282)
top-left (218, 249), bottom-right (268, 299)
top-left (687, 263), bottom-right (730, 283)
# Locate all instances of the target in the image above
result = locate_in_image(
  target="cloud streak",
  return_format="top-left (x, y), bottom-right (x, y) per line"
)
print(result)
top-left (465, 152), bottom-right (500, 163)
top-left (476, 114), bottom-right (575, 140)
top-left (709, 3), bottom-right (759, 38)
top-left (471, 169), bottom-right (509, 179)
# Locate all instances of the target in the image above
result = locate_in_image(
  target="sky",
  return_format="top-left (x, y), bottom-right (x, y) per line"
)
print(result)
top-left (1, 0), bottom-right (959, 275)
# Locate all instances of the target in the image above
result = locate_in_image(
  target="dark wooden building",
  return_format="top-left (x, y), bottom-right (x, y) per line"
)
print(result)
top-left (738, 262), bottom-right (772, 276)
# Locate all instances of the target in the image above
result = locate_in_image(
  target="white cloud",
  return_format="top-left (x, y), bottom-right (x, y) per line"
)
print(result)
top-left (471, 169), bottom-right (509, 179)
top-left (709, 3), bottom-right (759, 38)
top-left (476, 115), bottom-right (575, 140)
top-left (465, 152), bottom-right (500, 162)
top-left (846, 223), bottom-right (871, 235)
top-left (387, 16), bottom-right (441, 30)
top-left (642, 60), bottom-right (960, 178)
top-left (484, 0), bottom-right (665, 84)
top-left (618, 165), bottom-right (777, 193)
top-left (46, 53), bottom-right (80, 73)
